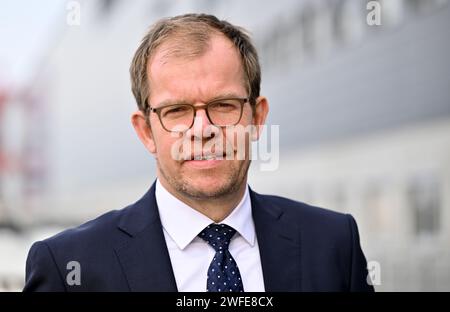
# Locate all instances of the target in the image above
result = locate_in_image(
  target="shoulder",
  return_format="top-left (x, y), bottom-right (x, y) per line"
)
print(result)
top-left (251, 191), bottom-right (372, 292)
top-left (37, 184), bottom-right (157, 251)
top-left (252, 191), bottom-right (356, 242)
top-left (37, 206), bottom-right (132, 255)
top-left (23, 205), bottom-right (139, 292)
top-left (254, 191), bottom-right (352, 225)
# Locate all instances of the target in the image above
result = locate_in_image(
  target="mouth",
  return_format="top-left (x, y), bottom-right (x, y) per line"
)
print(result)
top-left (182, 152), bottom-right (231, 169)
top-left (189, 154), bottom-right (225, 161)
top-left (183, 150), bottom-right (230, 161)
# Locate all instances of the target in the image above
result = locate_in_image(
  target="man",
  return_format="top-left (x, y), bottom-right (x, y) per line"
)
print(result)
top-left (23, 13), bottom-right (374, 292)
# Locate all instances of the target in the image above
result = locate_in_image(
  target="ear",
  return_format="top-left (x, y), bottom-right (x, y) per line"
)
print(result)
top-left (131, 110), bottom-right (157, 154)
top-left (251, 96), bottom-right (269, 141)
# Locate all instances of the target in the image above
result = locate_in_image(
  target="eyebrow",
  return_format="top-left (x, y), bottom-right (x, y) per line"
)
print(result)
top-left (154, 92), bottom-right (245, 108)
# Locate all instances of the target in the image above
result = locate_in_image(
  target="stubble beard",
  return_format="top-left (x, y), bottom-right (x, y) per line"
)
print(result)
top-left (157, 158), bottom-right (251, 200)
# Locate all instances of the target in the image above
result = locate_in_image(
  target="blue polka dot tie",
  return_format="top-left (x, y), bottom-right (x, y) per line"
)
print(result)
top-left (199, 224), bottom-right (244, 292)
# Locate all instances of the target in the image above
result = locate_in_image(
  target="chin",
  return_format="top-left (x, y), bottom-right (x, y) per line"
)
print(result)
top-left (190, 175), bottom-right (226, 190)
top-left (182, 175), bottom-right (237, 198)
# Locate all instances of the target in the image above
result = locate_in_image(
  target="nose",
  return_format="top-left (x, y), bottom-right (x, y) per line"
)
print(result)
top-left (190, 107), bottom-right (215, 140)
top-left (194, 108), bottom-right (211, 126)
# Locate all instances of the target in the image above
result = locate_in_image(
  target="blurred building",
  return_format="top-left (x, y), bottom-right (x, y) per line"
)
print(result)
top-left (0, 0), bottom-right (449, 291)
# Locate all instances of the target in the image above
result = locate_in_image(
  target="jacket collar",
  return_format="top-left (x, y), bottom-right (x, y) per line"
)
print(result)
top-left (114, 181), bottom-right (178, 291)
top-left (113, 182), bottom-right (302, 292)
top-left (250, 187), bottom-right (302, 291)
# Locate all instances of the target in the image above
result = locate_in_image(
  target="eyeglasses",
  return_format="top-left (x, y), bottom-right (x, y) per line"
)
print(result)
top-left (145, 97), bottom-right (250, 133)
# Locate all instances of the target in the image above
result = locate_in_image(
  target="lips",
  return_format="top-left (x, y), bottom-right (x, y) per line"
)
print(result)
top-left (182, 154), bottom-right (226, 169)
top-left (188, 153), bottom-right (226, 161)
top-left (180, 150), bottom-right (236, 169)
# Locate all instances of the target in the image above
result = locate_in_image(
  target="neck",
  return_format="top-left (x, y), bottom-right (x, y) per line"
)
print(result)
top-left (158, 177), bottom-right (247, 223)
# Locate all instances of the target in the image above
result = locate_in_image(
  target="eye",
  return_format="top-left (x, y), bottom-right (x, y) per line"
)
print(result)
top-left (218, 103), bottom-right (234, 108)
top-left (162, 105), bottom-right (191, 117)
top-left (209, 101), bottom-right (239, 111)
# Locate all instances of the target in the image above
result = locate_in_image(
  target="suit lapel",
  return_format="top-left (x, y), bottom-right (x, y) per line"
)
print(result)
top-left (114, 182), bottom-right (178, 291)
top-left (112, 183), bottom-right (302, 292)
top-left (250, 189), bottom-right (302, 291)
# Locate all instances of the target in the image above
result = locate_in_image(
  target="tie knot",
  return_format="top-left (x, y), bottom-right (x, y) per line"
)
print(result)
top-left (198, 223), bottom-right (236, 252)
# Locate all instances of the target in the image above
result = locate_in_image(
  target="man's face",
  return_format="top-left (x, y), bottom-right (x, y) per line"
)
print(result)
top-left (133, 35), bottom-right (267, 200)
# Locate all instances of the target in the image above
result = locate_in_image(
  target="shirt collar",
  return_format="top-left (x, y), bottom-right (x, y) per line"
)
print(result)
top-left (155, 179), bottom-right (255, 250)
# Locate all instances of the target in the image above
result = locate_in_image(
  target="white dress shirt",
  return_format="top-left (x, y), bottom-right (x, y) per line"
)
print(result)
top-left (155, 179), bottom-right (265, 292)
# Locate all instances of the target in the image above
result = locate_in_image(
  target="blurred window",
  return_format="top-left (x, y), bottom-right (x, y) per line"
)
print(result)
top-left (408, 173), bottom-right (441, 237)
top-left (98, 0), bottom-right (117, 18)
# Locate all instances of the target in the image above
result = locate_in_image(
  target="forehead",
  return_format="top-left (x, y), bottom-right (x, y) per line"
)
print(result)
top-left (147, 34), bottom-right (246, 104)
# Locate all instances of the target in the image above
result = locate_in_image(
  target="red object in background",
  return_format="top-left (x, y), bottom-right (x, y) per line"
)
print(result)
top-left (0, 87), bottom-right (8, 111)
top-left (0, 86), bottom-right (9, 171)
top-left (0, 153), bottom-right (7, 171)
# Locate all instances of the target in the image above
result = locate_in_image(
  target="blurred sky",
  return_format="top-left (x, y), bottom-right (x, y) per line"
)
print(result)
top-left (0, 0), bottom-right (62, 86)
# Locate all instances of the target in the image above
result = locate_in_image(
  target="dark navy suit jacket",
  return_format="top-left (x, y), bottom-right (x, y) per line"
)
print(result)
top-left (23, 182), bottom-right (374, 292)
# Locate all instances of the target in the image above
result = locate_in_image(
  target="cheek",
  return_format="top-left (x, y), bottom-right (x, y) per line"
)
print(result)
top-left (152, 131), bottom-right (180, 162)
top-left (222, 129), bottom-right (251, 160)
top-left (157, 133), bottom-right (196, 160)
top-left (159, 140), bottom-right (176, 162)
top-left (240, 108), bottom-right (254, 126)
